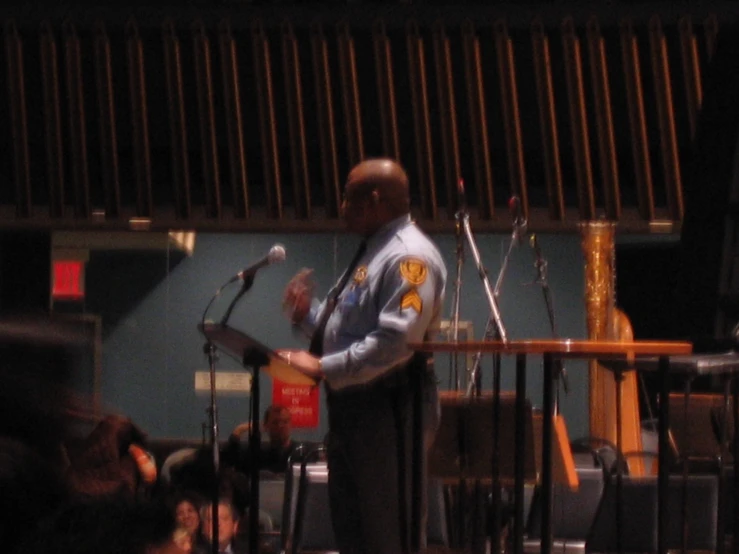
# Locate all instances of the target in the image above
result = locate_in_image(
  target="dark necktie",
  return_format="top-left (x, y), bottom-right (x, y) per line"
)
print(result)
top-left (309, 240), bottom-right (367, 356)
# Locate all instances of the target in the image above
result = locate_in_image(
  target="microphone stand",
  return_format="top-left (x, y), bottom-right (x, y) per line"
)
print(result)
top-left (220, 275), bottom-right (255, 326)
top-left (452, 207), bottom-right (507, 554)
top-left (199, 274), bottom-right (258, 554)
top-left (449, 207), bottom-right (465, 391)
top-left (460, 211), bottom-right (507, 344)
top-left (218, 276), bottom-right (263, 554)
top-left (466, 214), bottom-right (522, 554)
top-left (202, 340), bottom-right (221, 554)
top-left (464, 216), bottom-right (515, 397)
top-left (530, 235), bottom-right (569, 409)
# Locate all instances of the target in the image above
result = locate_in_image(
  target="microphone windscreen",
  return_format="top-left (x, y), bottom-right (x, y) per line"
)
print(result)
top-left (268, 244), bottom-right (287, 264)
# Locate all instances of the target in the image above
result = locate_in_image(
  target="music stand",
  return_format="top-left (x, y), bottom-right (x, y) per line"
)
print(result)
top-left (412, 339), bottom-right (693, 554)
top-left (429, 391), bottom-right (538, 485)
top-left (199, 322), bottom-right (313, 554)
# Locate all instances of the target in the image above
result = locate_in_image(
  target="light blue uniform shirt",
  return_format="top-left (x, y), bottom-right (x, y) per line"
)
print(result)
top-left (301, 214), bottom-right (447, 391)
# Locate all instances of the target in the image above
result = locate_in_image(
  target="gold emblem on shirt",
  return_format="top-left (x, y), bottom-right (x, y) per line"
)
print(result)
top-left (400, 290), bottom-right (423, 313)
top-left (353, 266), bottom-right (368, 284)
top-left (399, 258), bottom-right (427, 285)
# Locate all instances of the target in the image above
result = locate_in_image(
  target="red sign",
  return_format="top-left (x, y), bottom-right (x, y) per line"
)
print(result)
top-left (272, 379), bottom-right (320, 428)
top-left (52, 260), bottom-right (85, 300)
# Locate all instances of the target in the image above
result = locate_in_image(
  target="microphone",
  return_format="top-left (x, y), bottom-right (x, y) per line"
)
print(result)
top-left (508, 195), bottom-right (527, 243)
top-left (231, 244), bottom-right (286, 282)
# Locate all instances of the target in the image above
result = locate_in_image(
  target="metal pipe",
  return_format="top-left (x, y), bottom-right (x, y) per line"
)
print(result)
top-left (406, 20), bottom-right (438, 221)
top-left (310, 21), bottom-right (341, 219)
top-left (251, 20), bottom-right (282, 219)
top-left (281, 21), bottom-right (311, 219)
top-left (531, 18), bottom-right (565, 221)
top-left (619, 18), bottom-right (655, 221)
top-left (678, 16), bottom-right (703, 140)
top-left (494, 19), bottom-right (529, 218)
top-left (94, 20), bottom-right (121, 219)
top-left (218, 19), bottom-right (249, 219)
top-left (4, 20), bottom-right (31, 217)
top-left (63, 19), bottom-right (90, 219)
top-left (373, 19), bottom-right (400, 161)
top-left (432, 20), bottom-right (461, 218)
top-left (40, 21), bottom-right (64, 218)
top-left (586, 16), bottom-right (621, 220)
top-left (127, 19), bottom-right (153, 218)
top-left (192, 21), bottom-right (222, 220)
top-left (461, 19), bottom-right (494, 219)
top-left (162, 19), bottom-right (191, 219)
top-left (561, 17), bottom-right (595, 220)
top-left (337, 21), bottom-right (364, 167)
top-left (649, 15), bottom-right (683, 221)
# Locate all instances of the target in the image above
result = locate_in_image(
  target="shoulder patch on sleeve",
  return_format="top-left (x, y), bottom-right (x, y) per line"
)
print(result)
top-left (399, 258), bottom-right (427, 285)
top-left (400, 289), bottom-right (423, 313)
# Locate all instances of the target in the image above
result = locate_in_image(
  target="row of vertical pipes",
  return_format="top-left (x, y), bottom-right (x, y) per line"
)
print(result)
top-left (310, 22), bottom-right (342, 219)
top-left (406, 21), bottom-right (437, 222)
top-left (0, 14), bottom-right (721, 227)
top-left (531, 19), bottom-right (565, 222)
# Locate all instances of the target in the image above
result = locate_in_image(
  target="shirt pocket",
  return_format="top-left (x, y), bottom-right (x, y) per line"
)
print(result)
top-left (336, 283), bottom-right (374, 336)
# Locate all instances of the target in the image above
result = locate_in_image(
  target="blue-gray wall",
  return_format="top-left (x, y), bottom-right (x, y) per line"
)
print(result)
top-left (95, 231), bottom-right (588, 443)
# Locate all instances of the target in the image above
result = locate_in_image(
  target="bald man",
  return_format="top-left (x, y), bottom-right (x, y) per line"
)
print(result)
top-left (281, 158), bottom-right (447, 554)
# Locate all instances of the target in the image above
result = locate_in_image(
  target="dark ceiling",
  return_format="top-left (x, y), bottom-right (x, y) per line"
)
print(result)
top-left (0, 1), bottom-right (737, 233)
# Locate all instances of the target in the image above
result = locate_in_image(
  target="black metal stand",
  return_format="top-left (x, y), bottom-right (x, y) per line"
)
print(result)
top-left (541, 353), bottom-right (555, 554)
top-left (658, 355), bottom-right (671, 554)
top-left (733, 378), bottom-right (739, 554)
top-left (513, 353), bottom-right (527, 554)
top-left (530, 235), bottom-right (569, 409)
top-left (203, 341), bottom-right (221, 554)
top-left (614, 369), bottom-right (625, 554)
top-left (446, 206), bottom-right (508, 554)
top-left (198, 271), bottom-right (262, 554)
top-left (243, 348), bottom-right (269, 554)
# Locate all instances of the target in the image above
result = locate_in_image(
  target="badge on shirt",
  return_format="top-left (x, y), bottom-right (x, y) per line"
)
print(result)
top-left (399, 258), bottom-right (427, 285)
top-left (400, 289), bottom-right (423, 313)
top-left (353, 266), bottom-right (368, 285)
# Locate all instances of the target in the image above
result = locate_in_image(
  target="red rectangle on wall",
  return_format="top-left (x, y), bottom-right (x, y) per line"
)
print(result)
top-left (52, 260), bottom-right (85, 300)
top-left (272, 379), bottom-right (320, 428)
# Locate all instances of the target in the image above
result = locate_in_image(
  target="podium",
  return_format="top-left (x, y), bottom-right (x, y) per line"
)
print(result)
top-left (199, 322), bottom-right (314, 386)
top-left (199, 323), bottom-right (313, 554)
top-left (410, 339), bottom-right (692, 554)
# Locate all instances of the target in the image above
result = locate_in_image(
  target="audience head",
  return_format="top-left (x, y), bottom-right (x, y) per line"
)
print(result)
top-left (263, 405), bottom-right (292, 447)
top-left (172, 491), bottom-right (202, 539)
top-left (200, 500), bottom-right (240, 551)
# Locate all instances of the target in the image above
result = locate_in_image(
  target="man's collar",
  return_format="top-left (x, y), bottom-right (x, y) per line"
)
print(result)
top-left (366, 214), bottom-right (411, 247)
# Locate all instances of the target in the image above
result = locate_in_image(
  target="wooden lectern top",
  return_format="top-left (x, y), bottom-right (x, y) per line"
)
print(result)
top-left (409, 339), bottom-right (692, 359)
top-left (199, 322), bottom-right (315, 386)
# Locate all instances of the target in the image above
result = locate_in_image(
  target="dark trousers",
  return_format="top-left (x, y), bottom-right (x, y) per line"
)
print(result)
top-left (326, 373), bottom-right (424, 554)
